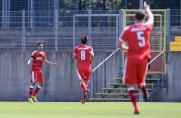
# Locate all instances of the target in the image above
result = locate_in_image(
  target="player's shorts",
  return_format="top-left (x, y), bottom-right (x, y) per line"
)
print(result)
top-left (31, 70), bottom-right (44, 85)
top-left (123, 57), bottom-right (148, 88)
top-left (76, 64), bottom-right (92, 81)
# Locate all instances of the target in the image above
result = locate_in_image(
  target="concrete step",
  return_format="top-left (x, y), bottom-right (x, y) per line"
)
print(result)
top-left (114, 77), bottom-right (160, 81)
top-left (95, 92), bottom-right (132, 96)
top-left (102, 88), bottom-right (127, 90)
top-left (94, 92), bottom-right (138, 98)
top-left (147, 71), bottom-right (163, 75)
top-left (108, 83), bottom-right (158, 89)
top-left (101, 87), bottom-right (152, 91)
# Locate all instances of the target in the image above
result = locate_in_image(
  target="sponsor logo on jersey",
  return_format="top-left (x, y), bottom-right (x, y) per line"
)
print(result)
top-left (36, 57), bottom-right (43, 60)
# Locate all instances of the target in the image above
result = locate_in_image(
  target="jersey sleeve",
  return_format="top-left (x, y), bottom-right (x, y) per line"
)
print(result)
top-left (73, 46), bottom-right (78, 58)
top-left (89, 47), bottom-right (94, 56)
top-left (146, 24), bottom-right (153, 31)
top-left (119, 26), bottom-right (129, 42)
top-left (31, 51), bottom-right (36, 59)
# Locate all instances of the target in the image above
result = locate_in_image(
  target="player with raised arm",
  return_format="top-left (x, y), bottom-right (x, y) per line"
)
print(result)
top-left (27, 42), bottom-right (57, 103)
top-left (73, 35), bottom-right (94, 104)
top-left (117, 3), bottom-right (154, 114)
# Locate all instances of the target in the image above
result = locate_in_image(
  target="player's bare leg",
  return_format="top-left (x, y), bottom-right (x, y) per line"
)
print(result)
top-left (141, 86), bottom-right (150, 102)
top-left (32, 84), bottom-right (42, 102)
top-left (84, 80), bottom-right (89, 101)
top-left (28, 82), bottom-right (35, 103)
top-left (80, 80), bottom-right (89, 104)
top-left (81, 91), bottom-right (88, 104)
top-left (127, 85), bottom-right (140, 114)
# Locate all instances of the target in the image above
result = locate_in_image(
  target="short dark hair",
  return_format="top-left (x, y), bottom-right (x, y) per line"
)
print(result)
top-left (37, 42), bottom-right (43, 47)
top-left (81, 35), bottom-right (88, 44)
top-left (135, 10), bottom-right (146, 21)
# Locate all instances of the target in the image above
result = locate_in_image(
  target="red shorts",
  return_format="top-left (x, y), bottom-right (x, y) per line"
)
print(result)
top-left (77, 65), bottom-right (92, 81)
top-left (31, 70), bottom-right (44, 85)
top-left (123, 57), bottom-right (148, 87)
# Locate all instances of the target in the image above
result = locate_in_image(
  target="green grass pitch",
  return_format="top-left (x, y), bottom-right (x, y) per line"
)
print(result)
top-left (0, 102), bottom-right (180, 118)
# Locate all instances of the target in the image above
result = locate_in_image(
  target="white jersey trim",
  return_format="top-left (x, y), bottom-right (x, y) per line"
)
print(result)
top-left (31, 71), bottom-right (35, 83)
top-left (76, 69), bottom-right (82, 81)
top-left (31, 51), bottom-right (37, 56)
top-left (90, 50), bottom-right (94, 56)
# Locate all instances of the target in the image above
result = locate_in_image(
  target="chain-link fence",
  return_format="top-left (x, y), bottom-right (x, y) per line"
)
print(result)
top-left (0, 9), bottom-right (177, 52)
top-left (170, 9), bottom-right (181, 41)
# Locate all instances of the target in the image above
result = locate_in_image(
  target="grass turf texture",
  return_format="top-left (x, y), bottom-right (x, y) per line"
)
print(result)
top-left (0, 102), bottom-right (180, 118)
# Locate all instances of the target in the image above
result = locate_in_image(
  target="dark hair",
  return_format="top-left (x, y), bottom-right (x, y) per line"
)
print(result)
top-left (81, 35), bottom-right (88, 44)
top-left (135, 10), bottom-right (146, 21)
top-left (37, 42), bottom-right (43, 47)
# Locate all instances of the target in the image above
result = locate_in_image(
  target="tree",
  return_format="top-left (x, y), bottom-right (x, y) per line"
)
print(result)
top-left (59, 0), bottom-right (180, 10)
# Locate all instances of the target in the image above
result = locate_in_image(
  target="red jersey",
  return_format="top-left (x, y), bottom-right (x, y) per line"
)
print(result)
top-left (31, 51), bottom-right (46, 71)
top-left (74, 44), bottom-right (94, 67)
top-left (120, 23), bottom-right (152, 59)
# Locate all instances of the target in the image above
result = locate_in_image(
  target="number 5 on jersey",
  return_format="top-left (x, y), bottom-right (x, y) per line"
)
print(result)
top-left (137, 31), bottom-right (145, 47)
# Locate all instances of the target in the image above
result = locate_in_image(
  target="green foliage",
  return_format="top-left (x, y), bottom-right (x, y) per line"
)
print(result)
top-left (145, 0), bottom-right (180, 9)
top-left (60, 0), bottom-right (123, 10)
top-left (60, 0), bottom-right (180, 10)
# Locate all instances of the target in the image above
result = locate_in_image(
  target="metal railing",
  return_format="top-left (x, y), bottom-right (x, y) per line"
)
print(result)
top-left (0, 9), bottom-right (175, 53)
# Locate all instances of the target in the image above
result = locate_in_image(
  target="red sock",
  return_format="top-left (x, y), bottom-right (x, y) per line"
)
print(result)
top-left (32, 87), bottom-right (41, 96)
top-left (29, 87), bottom-right (34, 98)
top-left (128, 90), bottom-right (140, 112)
top-left (80, 82), bottom-right (88, 92)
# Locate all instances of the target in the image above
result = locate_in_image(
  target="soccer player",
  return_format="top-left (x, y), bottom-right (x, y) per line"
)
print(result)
top-left (27, 42), bottom-right (57, 103)
top-left (117, 3), bottom-right (154, 114)
top-left (73, 35), bottom-right (94, 104)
